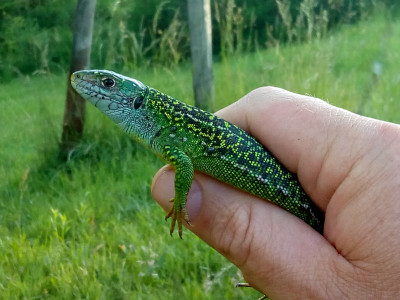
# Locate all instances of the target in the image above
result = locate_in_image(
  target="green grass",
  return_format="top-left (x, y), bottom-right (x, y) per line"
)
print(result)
top-left (0, 12), bottom-right (399, 299)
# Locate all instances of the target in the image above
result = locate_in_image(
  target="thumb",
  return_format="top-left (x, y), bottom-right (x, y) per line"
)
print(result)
top-left (151, 166), bottom-right (341, 299)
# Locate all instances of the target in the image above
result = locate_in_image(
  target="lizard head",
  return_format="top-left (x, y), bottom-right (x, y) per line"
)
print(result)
top-left (70, 69), bottom-right (147, 123)
top-left (71, 69), bottom-right (160, 143)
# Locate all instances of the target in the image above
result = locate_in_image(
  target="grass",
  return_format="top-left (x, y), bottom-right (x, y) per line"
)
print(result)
top-left (0, 12), bottom-right (400, 299)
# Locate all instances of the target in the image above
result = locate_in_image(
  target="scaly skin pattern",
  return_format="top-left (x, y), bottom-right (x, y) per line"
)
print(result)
top-left (71, 70), bottom-right (324, 237)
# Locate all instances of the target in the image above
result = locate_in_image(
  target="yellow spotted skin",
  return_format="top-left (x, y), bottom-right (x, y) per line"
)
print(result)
top-left (71, 70), bottom-right (324, 238)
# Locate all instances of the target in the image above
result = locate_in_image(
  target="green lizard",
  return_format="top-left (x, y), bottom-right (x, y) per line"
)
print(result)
top-left (70, 70), bottom-right (324, 238)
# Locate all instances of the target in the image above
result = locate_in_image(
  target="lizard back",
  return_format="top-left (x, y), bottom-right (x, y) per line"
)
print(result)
top-left (145, 88), bottom-right (324, 232)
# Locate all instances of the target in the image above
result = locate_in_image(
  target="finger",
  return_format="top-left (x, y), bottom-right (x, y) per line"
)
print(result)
top-left (215, 86), bottom-right (382, 210)
top-left (151, 167), bottom-right (346, 298)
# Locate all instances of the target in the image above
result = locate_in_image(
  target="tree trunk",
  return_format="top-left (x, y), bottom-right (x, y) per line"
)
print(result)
top-left (60, 0), bottom-right (96, 159)
top-left (187, 0), bottom-right (215, 111)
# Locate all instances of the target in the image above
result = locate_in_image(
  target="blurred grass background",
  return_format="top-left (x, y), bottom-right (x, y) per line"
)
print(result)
top-left (1, 0), bottom-right (395, 80)
top-left (0, 0), bottom-right (399, 299)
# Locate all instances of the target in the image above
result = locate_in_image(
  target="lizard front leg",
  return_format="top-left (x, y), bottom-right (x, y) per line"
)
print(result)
top-left (162, 145), bottom-right (194, 238)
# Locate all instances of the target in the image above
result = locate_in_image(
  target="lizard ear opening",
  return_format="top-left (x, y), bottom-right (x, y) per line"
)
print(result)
top-left (133, 95), bottom-right (144, 109)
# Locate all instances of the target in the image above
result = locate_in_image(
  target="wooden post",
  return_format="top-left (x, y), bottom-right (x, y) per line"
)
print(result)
top-left (187, 0), bottom-right (215, 111)
top-left (60, 0), bottom-right (96, 159)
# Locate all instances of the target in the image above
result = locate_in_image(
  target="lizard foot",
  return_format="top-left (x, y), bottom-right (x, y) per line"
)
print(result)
top-left (165, 198), bottom-right (190, 238)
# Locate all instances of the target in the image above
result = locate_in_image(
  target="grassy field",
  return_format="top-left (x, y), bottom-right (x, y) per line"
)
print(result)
top-left (0, 12), bottom-right (399, 299)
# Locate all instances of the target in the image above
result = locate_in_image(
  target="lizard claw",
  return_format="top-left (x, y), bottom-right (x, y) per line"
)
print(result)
top-left (165, 198), bottom-right (190, 239)
top-left (236, 283), bottom-right (268, 300)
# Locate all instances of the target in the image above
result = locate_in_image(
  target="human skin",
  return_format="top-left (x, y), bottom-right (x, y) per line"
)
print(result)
top-left (151, 87), bottom-right (400, 299)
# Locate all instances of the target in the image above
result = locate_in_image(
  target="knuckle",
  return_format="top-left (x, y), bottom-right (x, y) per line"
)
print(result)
top-left (246, 86), bottom-right (282, 102)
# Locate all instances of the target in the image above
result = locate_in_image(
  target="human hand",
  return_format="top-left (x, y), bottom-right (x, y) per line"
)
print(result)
top-left (151, 87), bottom-right (400, 299)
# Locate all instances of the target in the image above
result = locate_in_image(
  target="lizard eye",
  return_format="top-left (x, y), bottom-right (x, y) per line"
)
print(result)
top-left (101, 77), bottom-right (115, 88)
